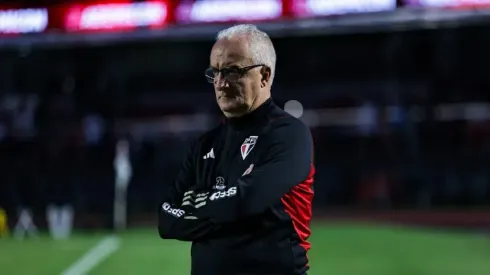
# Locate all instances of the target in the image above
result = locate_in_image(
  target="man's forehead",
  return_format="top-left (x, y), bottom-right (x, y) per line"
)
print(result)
top-left (210, 36), bottom-right (252, 66)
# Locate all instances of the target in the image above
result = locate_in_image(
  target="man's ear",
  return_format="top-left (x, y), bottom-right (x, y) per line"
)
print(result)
top-left (260, 66), bottom-right (271, 87)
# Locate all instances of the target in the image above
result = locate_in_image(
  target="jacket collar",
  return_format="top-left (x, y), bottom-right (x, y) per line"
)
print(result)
top-left (226, 98), bottom-right (273, 130)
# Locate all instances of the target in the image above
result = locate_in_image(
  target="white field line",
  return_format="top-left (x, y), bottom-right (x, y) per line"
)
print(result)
top-left (61, 235), bottom-right (120, 275)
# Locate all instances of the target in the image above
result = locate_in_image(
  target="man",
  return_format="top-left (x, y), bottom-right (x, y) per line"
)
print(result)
top-left (158, 24), bottom-right (315, 275)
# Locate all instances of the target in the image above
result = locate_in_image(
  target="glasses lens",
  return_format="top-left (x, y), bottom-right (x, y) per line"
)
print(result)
top-left (204, 67), bottom-right (242, 84)
top-left (222, 68), bottom-right (240, 82)
top-left (204, 68), bottom-right (214, 83)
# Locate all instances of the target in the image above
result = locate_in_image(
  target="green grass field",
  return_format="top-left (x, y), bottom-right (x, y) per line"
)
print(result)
top-left (1, 223), bottom-right (489, 275)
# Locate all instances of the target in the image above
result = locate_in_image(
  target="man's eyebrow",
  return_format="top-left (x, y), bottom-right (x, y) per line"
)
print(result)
top-left (211, 63), bottom-right (245, 69)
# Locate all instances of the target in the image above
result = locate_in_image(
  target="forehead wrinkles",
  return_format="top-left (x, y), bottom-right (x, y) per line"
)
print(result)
top-left (210, 37), bottom-right (253, 67)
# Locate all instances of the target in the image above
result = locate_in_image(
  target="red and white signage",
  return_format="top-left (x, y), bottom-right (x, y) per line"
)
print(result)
top-left (65, 1), bottom-right (168, 31)
top-left (5, 0), bottom-right (489, 38)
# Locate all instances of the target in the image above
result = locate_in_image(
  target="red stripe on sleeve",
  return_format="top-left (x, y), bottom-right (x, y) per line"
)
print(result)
top-left (280, 163), bottom-right (315, 251)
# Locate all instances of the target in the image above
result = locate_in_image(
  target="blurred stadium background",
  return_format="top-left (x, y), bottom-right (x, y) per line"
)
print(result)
top-left (1, 0), bottom-right (490, 274)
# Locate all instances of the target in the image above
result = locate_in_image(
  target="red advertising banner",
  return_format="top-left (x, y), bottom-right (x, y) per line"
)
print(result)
top-left (7, 0), bottom-right (487, 38)
top-left (63, 1), bottom-right (169, 32)
top-left (0, 0), bottom-right (402, 35)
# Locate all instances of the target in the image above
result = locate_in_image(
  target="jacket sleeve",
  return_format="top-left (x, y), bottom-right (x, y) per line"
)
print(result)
top-left (196, 119), bottom-right (314, 223)
top-left (158, 140), bottom-right (222, 241)
top-left (161, 140), bottom-right (197, 204)
top-left (158, 202), bottom-right (223, 241)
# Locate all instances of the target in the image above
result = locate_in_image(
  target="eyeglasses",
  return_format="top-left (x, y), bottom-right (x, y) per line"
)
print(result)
top-left (204, 64), bottom-right (265, 84)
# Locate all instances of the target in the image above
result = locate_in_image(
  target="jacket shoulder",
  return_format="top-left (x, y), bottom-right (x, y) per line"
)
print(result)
top-left (268, 107), bottom-right (310, 133)
top-left (192, 123), bottom-right (225, 148)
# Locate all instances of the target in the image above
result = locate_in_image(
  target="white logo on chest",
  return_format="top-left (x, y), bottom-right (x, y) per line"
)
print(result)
top-left (240, 136), bottom-right (258, 160)
top-left (203, 148), bottom-right (214, 159)
top-left (213, 176), bottom-right (226, 190)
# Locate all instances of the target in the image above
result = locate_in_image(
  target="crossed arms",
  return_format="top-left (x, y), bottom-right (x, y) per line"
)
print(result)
top-left (158, 120), bottom-right (313, 241)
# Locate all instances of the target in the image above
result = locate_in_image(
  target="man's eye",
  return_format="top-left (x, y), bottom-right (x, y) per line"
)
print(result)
top-left (224, 68), bottom-right (240, 75)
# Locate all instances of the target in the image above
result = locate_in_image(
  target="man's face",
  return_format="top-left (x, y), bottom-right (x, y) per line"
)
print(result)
top-left (209, 36), bottom-right (264, 117)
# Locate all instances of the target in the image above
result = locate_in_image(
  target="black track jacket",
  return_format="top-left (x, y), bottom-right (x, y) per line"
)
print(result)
top-left (158, 98), bottom-right (315, 275)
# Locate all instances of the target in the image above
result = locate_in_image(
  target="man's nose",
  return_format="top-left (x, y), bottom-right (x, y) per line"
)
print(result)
top-left (214, 74), bottom-right (228, 88)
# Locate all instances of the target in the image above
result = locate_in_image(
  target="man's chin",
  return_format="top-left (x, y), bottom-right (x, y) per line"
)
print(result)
top-left (218, 99), bottom-right (246, 116)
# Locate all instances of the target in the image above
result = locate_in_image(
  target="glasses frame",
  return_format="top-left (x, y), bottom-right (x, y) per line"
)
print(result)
top-left (204, 64), bottom-right (265, 84)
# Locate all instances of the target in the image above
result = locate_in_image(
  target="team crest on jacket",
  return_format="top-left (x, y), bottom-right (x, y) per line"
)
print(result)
top-left (240, 136), bottom-right (258, 160)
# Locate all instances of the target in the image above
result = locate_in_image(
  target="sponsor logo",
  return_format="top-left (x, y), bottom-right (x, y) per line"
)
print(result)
top-left (210, 187), bottom-right (238, 201)
top-left (213, 176), bottom-right (226, 190)
top-left (161, 202), bottom-right (185, 218)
